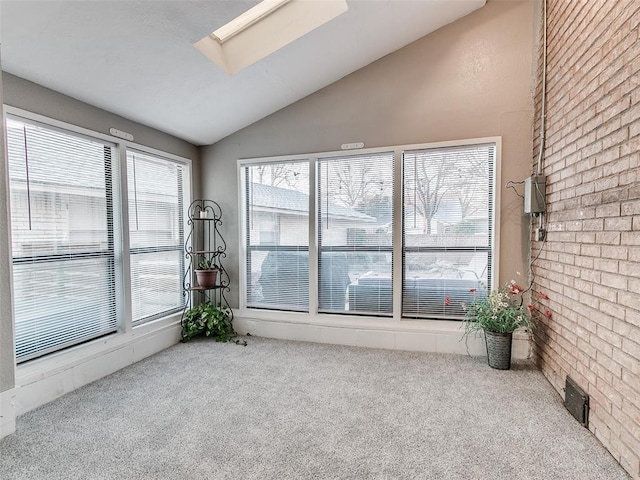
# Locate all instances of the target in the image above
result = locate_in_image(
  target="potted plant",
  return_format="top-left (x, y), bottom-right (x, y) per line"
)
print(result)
top-left (195, 257), bottom-right (219, 289)
top-left (463, 280), bottom-right (534, 370)
top-left (181, 301), bottom-right (245, 344)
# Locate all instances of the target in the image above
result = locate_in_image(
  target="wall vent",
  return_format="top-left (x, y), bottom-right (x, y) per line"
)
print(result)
top-left (565, 376), bottom-right (589, 428)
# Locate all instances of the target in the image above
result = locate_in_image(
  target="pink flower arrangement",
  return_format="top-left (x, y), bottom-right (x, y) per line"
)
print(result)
top-left (463, 280), bottom-right (534, 334)
top-left (527, 290), bottom-right (552, 320)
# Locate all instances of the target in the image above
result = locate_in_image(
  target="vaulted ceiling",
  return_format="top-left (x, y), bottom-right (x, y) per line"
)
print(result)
top-left (1, 0), bottom-right (486, 145)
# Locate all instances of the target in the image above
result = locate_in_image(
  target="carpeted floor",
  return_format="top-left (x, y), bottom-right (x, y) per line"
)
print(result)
top-left (0, 336), bottom-right (630, 480)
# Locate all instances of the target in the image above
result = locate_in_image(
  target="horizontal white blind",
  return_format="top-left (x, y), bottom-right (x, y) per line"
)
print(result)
top-left (317, 153), bottom-right (394, 314)
top-left (244, 161), bottom-right (309, 311)
top-left (127, 150), bottom-right (185, 322)
top-left (6, 117), bottom-right (118, 361)
top-left (402, 144), bottom-right (494, 319)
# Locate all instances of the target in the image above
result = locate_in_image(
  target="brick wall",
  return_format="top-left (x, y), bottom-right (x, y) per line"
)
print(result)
top-left (532, 1), bottom-right (640, 478)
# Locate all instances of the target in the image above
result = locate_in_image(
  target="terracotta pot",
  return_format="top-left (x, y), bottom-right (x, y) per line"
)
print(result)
top-left (195, 269), bottom-right (218, 289)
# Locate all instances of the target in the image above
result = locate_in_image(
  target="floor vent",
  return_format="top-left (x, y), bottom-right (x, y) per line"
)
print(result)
top-left (565, 376), bottom-right (589, 428)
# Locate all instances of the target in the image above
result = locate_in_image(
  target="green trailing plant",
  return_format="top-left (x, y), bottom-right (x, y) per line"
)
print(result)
top-left (463, 280), bottom-right (534, 336)
top-left (181, 301), bottom-right (246, 345)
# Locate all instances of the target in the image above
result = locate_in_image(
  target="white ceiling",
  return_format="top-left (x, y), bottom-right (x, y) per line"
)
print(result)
top-left (1, 0), bottom-right (485, 146)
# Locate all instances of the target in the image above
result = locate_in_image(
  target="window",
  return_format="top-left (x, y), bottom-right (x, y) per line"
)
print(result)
top-left (127, 150), bottom-right (186, 323)
top-left (241, 140), bottom-right (496, 321)
top-left (317, 153), bottom-right (394, 314)
top-left (5, 113), bottom-right (191, 363)
top-left (244, 161), bottom-right (310, 311)
top-left (6, 117), bottom-right (119, 362)
top-left (402, 144), bottom-right (494, 319)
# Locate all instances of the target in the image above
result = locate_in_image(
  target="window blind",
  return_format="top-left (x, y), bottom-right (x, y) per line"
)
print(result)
top-left (127, 150), bottom-right (186, 323)
top-left (318, 152), bottom-right (394, 314)
top-left (244, 161), bottom-right (309, 311)
top-left (402, 144), bottom-right (494, 319)
top-left (6, 117), bottom-right (119, 362)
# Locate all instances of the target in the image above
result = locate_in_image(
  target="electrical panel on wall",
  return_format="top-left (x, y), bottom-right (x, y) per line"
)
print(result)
top-left (524, 175), bottom-right (546, 214)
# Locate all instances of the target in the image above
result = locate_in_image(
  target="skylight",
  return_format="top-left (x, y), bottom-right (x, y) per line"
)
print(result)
top-left (195, 0), bottom-right (348, 75)
top-left (212, 0), bottom-right (291, 44)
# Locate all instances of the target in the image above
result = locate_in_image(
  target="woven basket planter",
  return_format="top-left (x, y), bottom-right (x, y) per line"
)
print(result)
top-left (484, 330), bottom-right (513, 370)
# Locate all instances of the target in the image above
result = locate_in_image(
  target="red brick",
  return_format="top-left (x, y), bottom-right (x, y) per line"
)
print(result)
top-left (533, 3), bottom-right (640, 477)
top-left (613, 348), bottom-right (640, 376)
top-left (602, 187), bottom-right (629, 204)
top-left (596, 203), bottom-right (621, 217)
top-left (595, 231), bottom-right (621, 245)
top-left (618, 291), bottom-right (640, 311)
top-left (596, 325), bottom-right (624, 350)
top-left (600, 301), bottom-right (626, 321)
top-left (605, 216), bottom-right (633, 231)
top-left (622, 201), bottom-right (640, 215)
top-left (592, 284), bottom-right (618, 303)
top-left (621, 231), bottom-right (640, 245)
top-left (601, 272), bottom-right (627, 289)
top-left (619, 260), bottom-right (640, 277)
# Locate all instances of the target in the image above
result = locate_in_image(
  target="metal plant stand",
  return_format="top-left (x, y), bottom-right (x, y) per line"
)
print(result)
top-left (180, 199), bottom-right (232, 336)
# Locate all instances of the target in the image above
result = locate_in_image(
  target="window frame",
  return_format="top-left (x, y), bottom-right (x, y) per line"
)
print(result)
top-left (401, 143), bottom-right (496, 320)
top-left (241, 158), bottom-right (312, 312)
top-left (4, 106), bottom-right (193, 363)
top-left (126, 148), bottom-right (189, 325)
top-left (316, 151), bottom-right (395, 316)
top-left (238, 137), bottom-right (500, 323)
top-left (6, 115), bottom-right (120, 362)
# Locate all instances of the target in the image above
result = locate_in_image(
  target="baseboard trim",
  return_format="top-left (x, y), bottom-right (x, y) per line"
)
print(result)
top-left (234, 315), bottom-right (531, 359)
top-left (0, 388), bottom-right (16, 439)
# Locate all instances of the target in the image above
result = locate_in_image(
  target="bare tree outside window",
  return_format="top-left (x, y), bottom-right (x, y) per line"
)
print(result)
top-left (405, 148), bottom-right (490, 234)
top-left (318, 152), bottom-right (394, 315)
top-left (328, 160), bottom-right (385, 209)
top-left (405, 151), bottom-right (453, 234)
top-left (402, 143), bottom-right (494, 319)
top-left (252, 163), bottom-right (306, 190)
top-left (242, 142), bottom-right (494, 320)
top-left (455, 150), bottom-right (489, 221)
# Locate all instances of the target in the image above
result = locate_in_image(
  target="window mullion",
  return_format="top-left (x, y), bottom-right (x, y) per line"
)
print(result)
top-left (116, 143), bottom-right (132, 333)
top-left (308, 157), bottom-right (318, 315)
top-left (392, 149), bottom-right (403, 322)
top-left (490, 141), bottom-right (500, 290)
top-left (243, 166), bottom-right (251, 309)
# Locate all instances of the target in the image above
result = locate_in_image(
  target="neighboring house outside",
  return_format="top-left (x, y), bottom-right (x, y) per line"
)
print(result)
top-left (403, 202), bottom-right (489, 239)
top-left (249, 183), bottom-right (487, 314)
top-left (248, 182), bottom-right (380, 310)
top-left (6, 118), bottom-right (185, 361)
top-left (248, 182), bottom-right (377, 246)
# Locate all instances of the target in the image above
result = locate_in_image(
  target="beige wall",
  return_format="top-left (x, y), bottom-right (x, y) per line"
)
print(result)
top-left (3, 73), bottom-right (202, 200)
top-left (532, 1), bottom-right (640, 478)
top-left (3, 73), bottom-right (199, 163)
top-left (201, 0), bottom-right (536, 308)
